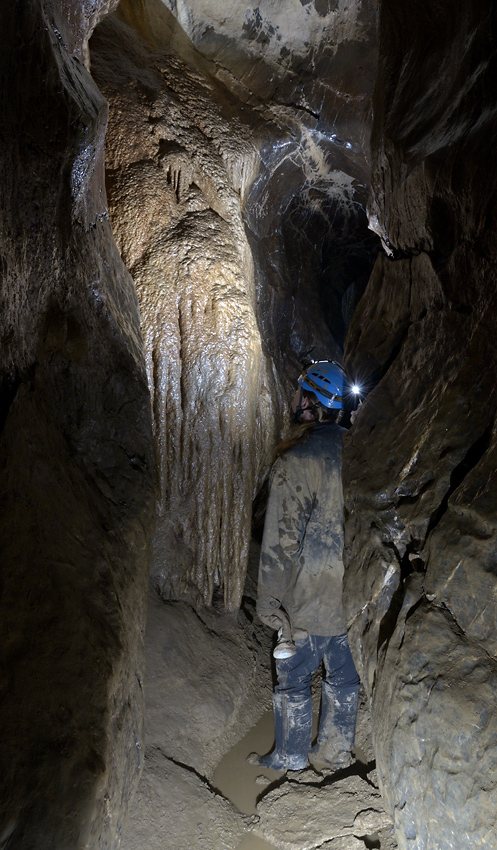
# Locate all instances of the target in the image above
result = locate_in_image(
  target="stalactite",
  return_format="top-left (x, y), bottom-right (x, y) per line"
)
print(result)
top-left (91, 11), bottom-right (278, 610)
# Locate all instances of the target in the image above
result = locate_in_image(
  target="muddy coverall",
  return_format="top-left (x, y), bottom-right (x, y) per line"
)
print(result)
top-left (257, 422), bottom-right (359, 769)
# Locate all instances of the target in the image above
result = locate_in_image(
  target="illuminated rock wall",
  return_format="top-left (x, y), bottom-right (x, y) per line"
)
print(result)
top-left (90, 0), bottom-right (378, 610)
top-left (343, 3), bottom-right (497, 847)
top-left (91, 8), bottom-right (279, 611)
top-left (0, 2), bottom-right (155, 847)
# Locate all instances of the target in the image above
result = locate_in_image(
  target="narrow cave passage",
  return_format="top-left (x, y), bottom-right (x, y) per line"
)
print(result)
top-left (3, 2), bottom-right (497, 850)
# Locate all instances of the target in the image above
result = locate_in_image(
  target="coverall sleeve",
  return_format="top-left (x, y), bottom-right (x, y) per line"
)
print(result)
top-left (256, 454), bottom-right (312, 626)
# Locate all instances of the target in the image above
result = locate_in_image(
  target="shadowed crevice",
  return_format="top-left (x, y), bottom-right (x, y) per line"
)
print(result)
top-left (427, 419), bottom-right (495, 536)
top-left (0, 373), bottom-right (22, 440)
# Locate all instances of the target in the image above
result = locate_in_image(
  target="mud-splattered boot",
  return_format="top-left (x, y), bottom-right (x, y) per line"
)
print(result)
top-left (250, 692), bottom-right (312, 771)
top-left (309, 682), bottom-right (359, 769)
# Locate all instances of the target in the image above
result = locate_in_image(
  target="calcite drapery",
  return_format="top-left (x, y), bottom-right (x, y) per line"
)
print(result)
top-left (0, 1), bottom-right (154, 847)
top-left (90, 0), bottom-right (379, 609)
top-left (91, 8), bottom-right (279, 610)
top-left (343, 2), bottom-right (497, 847)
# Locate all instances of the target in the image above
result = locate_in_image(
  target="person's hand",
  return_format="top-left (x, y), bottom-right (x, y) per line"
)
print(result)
top-left (350, 400), bottom-right (363, 425)
top-left (258, 611), bottom-right (284, 631)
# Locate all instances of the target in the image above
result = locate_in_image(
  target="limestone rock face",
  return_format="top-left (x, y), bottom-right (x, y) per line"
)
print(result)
top-left (245, 127), bottom-right (380, 377)
top-left (0, 2), bottom-right (155, 847)
top-left (254, 773), bottom-right (392, 849)
top-left (343, 2), bottom-right (497, 848)
top-left (90, 0), bottom-right (379, 609)
top-left (90, 8), bottom-right (280, 610)
top-left (161, 0), bottom-right (377, 130)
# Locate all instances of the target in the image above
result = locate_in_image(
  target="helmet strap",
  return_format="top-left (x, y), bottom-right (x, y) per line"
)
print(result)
top-left (293, 388), bottom-right (319, 423)
top-left (293, 387), bottom-right (305, 423)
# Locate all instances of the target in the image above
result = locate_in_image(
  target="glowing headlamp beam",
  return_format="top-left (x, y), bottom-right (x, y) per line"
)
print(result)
top-left (351, 384), bottom-right (361, 395)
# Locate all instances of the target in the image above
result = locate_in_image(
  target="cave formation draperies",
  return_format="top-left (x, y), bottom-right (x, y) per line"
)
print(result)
top-left (90, 0), bottom-right (378, 610)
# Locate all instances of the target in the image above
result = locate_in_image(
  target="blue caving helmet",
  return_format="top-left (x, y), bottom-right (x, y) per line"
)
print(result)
top-left (298, 360), bottom-right (345, 409)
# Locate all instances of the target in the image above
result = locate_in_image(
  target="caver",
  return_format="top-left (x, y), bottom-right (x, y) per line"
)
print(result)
top-left (251, 361), bottom-right (361, 771)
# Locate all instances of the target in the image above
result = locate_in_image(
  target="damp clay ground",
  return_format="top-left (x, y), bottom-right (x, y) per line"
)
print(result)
top-left (121, 548), bottom-right (396, 850)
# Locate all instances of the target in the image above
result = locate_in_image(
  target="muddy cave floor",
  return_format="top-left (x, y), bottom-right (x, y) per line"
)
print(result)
top-left (122, 543), bottom-right (396, 850)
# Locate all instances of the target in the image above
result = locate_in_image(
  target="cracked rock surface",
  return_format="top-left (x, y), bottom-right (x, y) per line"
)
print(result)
top-left (253, 772), bottom-right (393, 850)
top-left (121, 748), bottom-right (247, 850)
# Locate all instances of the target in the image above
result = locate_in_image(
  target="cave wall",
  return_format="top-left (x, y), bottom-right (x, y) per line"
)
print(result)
top-left (343, 3), bottom-right (497, 848)
top-left (90, 0), bottom-right (378, 610)
top-left (0, 0), bottom-right (379, 844)
top-left (160, 0), bottom-right (377, 126)
top-left (0, 2), bottom-right (155, 847)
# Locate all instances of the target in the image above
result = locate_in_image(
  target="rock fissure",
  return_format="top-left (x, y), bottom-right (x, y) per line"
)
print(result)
top-left (425, 419), bottom-right (495, 538)
top-left (158, 748), bottom-right (219, 788)
top-left (0, 374), bottom-right (21, 439)
top-left (429, 597), bottom-right (497, 668)
top-left (272, 99), bottom-right (321, 121)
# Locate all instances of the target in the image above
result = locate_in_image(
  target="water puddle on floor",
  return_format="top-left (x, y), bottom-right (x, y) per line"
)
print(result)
top-left (234, 836), bottom-right (277, 850)
top-left (213, 710), bottom-right (319, 850)
top-left (212, 710), bottom-right (281, 849)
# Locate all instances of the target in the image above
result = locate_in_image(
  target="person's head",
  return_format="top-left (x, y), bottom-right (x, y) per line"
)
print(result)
top-left (290, 388), bottom-right (341, 424)
top-left (276, 361), bottom-right (345, 456)
top-left (292, 361), bottom-right (345, 423)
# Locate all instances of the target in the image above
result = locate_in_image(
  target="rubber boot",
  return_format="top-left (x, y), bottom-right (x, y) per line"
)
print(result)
top-left (254, 691), bottom-right (312, 770)
top-left (309, 682), bottom-right (359, 768)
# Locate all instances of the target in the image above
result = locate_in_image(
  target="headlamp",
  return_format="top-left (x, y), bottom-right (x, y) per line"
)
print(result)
top-left (351, 384), bottom-right (361, 395)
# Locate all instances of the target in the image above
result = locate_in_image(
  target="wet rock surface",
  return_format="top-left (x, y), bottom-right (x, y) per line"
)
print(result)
top-left (162, 0), bottom-right (377, 132)
top-left (90, 0), bottom-right (379, 610)
top-left (122, 748), bottom-right (248, 850)
top-left (90, 7), bottom-right (279, 611)
top-left (0, 1), bottom-right (155, 847)
top-left (254, 771), bottom-right (393, 850)
top-left (343, 2), bottom-right (497, 847)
